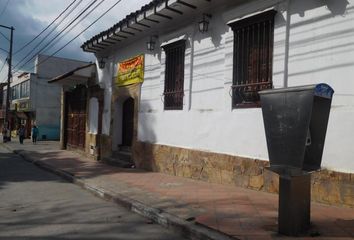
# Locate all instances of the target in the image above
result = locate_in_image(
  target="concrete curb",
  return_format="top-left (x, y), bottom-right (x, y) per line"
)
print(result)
top-left (5, 147), bottom-right (237, 240)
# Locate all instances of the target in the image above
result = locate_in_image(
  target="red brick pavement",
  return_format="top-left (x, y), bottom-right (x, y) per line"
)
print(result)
top-left (2, 141), bottom-right (353, 240)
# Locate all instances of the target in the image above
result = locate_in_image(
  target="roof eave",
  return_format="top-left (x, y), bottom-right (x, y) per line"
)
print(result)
top-left (81, 0), bottom-right (208, 53)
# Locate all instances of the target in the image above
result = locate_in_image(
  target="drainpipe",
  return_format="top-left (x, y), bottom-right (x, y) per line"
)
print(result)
top-left (283, 0), bottom-right (291, 88)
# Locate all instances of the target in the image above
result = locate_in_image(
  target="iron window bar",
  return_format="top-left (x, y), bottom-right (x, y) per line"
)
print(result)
top-left (162, 40), bottom-right (186, 110)
top-left (163, 90), bottom-right (184, 110)
top-left (231, 81), bottom-right (272, 107)
top-left (229, 10), bottom-right (276, 109)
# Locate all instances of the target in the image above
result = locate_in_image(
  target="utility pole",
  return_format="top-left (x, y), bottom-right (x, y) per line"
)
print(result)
top-left (0, 24), bottom-right (14, 141)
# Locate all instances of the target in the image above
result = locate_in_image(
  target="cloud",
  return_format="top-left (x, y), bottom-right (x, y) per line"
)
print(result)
top-left (0, 0), bottom-right (151, 75)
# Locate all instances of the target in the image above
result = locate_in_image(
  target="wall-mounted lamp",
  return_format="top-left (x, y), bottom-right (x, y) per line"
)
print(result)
top-left (98, 58), bottom-right (106, 69)
top-left (198, 13), bottom-right (212, 33)
top-left (146, 35), bottom-right (158, 51)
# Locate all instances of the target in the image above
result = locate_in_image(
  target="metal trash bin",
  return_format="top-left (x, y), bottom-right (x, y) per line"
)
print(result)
top-left (259, 83), bottom-right (334, 236)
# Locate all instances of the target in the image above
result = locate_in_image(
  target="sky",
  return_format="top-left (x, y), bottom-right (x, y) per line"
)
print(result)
top-left (0, 0), bottom-right (151, 82)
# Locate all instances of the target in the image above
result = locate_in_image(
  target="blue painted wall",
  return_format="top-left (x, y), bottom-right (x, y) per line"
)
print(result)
top-left (37, 125), bottom-right (60, 140)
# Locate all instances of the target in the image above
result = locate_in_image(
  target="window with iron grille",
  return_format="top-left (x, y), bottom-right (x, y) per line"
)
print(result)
top-left (162, 40), bottom-right (186, 110)
top-left (229, 10), bottom-right (276, 108)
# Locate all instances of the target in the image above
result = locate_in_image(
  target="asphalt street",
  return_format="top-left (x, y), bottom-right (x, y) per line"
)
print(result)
top-left (0, 145), bottom-right (186, 240)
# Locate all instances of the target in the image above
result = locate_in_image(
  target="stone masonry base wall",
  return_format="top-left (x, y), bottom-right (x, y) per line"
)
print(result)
top-left (133, 141), bottom-right (354, 208)
top-left (100, 134), bottom-right (113, 160)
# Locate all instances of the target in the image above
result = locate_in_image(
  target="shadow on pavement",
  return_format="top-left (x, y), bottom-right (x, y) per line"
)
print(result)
top-left (0, 152), bottom-right (66, 190)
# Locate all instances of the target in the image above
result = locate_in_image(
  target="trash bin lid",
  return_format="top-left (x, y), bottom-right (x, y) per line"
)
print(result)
top-left (314, 83), bottom-right (334, 99)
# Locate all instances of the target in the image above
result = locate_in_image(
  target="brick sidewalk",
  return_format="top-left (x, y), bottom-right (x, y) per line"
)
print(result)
top-left (1, 140), bottom-right (353, 240)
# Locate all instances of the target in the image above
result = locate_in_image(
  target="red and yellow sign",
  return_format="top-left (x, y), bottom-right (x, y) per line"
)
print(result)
top-left (116, 55), bottom-right (144, 87)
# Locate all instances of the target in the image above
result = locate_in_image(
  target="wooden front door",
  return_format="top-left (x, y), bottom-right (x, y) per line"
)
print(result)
top-left (65, 86), bottom-right (87, 149)
top-left (122, 98), bottom-right (134, 147)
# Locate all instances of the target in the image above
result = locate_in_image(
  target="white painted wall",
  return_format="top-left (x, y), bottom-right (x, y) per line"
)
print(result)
top-left (96, 60), bottom-right (113, 136)
top-left (89, 97), bottom-right (99, 134)
top-left (286, 0), bottom-right (354, 173)
top-left (29, 74), bottom-right (61, 140)
top-left (137, 1), bottom-right (286, 161)
top-left (100, 0), bottom-right (354, 173)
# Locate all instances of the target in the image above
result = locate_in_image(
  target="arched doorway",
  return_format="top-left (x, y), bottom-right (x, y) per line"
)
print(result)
top-left (121, 97), bottom-right (134, 147)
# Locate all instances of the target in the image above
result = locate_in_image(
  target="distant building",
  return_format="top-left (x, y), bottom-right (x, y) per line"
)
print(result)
top-left (49, 63), bottom-right (100, 159)
top-left (1, 54), bottom-right (89, 140)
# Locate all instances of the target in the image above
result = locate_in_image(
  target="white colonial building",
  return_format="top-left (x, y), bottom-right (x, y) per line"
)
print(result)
top-left (80, 0), bottom-right (354, 207)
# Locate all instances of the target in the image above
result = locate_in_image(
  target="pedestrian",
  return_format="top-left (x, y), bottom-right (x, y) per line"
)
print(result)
top-left (18, 125), bottom-right (25, 144)
top-left (5, 127), bottom-right (10, 142)
top-left (2, 127), bottom-right (8, 142)
top-left (31, 125), bottom-right (39, 144)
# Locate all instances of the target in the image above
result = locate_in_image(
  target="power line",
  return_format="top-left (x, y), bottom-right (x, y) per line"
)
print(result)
top-left (12, 0), bottom-right (84, 70)
top-left (0, 30), bottom-right (9, 41)
top-left (0, 47), bottom-right (8, 54)
top-left (13, 0), bottom-right (98, 72)
top-left (0, 53), bottom-right (7, 83)
top-left (22, 0), bottom-right (124, 73)
top-left (13, 0), bottom-right (78, 55)
top-left (43, 0), bottom-right (105, 56)
top-left (0, 57), bottom-right (7, 75)
top-left (14, 0), bottom-right (100, 72)
top-left (0, 0), bottom-right (10, 20)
